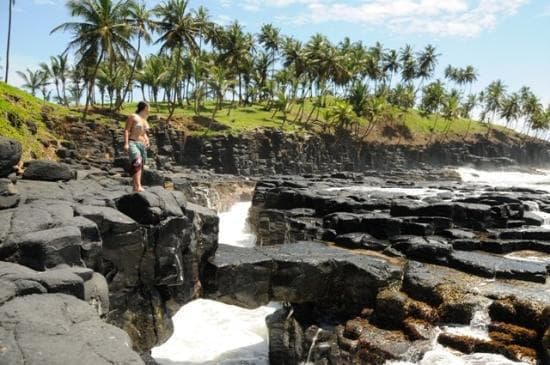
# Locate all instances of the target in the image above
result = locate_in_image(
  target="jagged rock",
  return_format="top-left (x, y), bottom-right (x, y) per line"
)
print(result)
top-left (0, 261), bottom-right (109, 313)
top-left (391, 202), bottom-right (494, 229)
top-left (116, 187), bottom-right (183, 225)
top-left (0, 226), bottom-right (83, 270)
top-left (0, 293), bottom-right (143, 365)
top-left (267, 306), bottom-right (305, 365)
top-left (355, 321), bottom-right (417, 364)
top-left (324, 213), bottom-right (402, 239)
top-left (142, 169), bottom-right (166, 186)
top-left (488, 322), bottom-right (538, 348)
top-left (403, 318), bottom-right (437, 341)
top-left (333, 232), bottom-right (388, 250)
top-left (0, 137), bottom-right (22, 178)
top-left (23, 160), bottom-right (74, 181)
top-left (74, 204), bottom-right (138, 234)
top-left (437, 333), bottom-right (537, 363)
top-left (489, 296), bottom-right (548, 333)
top-left (448, 250), bottom-right (547, 283)
top-left (496, 227), bottom-right (550, 241)
top-left (390, 236), bottom-right (452, 263)
top-left (204, 242), bottom-right (403, 314)
top-left (203, 244), bottom-right (273, 308)
top-left (371, 289), bottom-right (410, 328)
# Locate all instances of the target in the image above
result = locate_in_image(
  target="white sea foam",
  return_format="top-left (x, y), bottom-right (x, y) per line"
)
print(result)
top-left (152, 200), bottom-right (278, 365)
top-left (156, 168), bottom-right (546, 365)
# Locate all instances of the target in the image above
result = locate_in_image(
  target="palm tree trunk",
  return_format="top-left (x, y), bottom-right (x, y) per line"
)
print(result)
top-left (4, 1), bottom-right (13, 83)
top-left (83, 53), bottom-right (104, 118)
top-left (61, 79), bottom-right (68, 106)
top-left (116, 33), bottom-right (142, 111)
top-left (238, 74), bottom-right (242, 104)
top-left (54, 80), bottom-right (61, 104)
top-left (167, 51), bottom-right (182, 121)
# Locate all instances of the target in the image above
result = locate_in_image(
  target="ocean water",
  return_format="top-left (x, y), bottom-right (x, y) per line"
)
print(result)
top-left (154, 169), bottom-right (547, 364)
top-left (152, 201), bottom-right (278, 365)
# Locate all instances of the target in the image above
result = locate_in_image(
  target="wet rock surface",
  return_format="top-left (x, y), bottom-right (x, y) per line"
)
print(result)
top-left (246, 174), bottom-right (550, 364)
top-left (204, 242), bottom-right (403, 313)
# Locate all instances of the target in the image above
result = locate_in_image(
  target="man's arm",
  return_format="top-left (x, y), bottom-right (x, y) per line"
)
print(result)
top-left (124, 116), bottom-right (134, 152)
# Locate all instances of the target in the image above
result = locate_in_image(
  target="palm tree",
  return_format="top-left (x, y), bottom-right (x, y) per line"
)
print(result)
top-left (500, 92), bottom-right (521, 128)
top-left (40, 55), bottom-right (70, 105)
top-left (415, 45), bottom-right (439, 94)
top-left (347, 82), bottom-right (369, 117)
top-left (363, 95), bottom-right (390, 138)
top-left (328, 101), bottom-right (356, 133)
top-left (139, 55), bottom-right (168, 106)
top-left (462, 93), bottom-right (478, 138)
top-left (52, 0), bottom-right (134, 116)
top-left (258, 23), bottom-right (280, 91)
top-left (154, 0), bottom-right (199, 119)
top-left (483, 80), bottom-right (506, 123)
top-left (390, 83), bottom-right (415, 110)
top-left (462, 65), bottom-right (478, 94)
top-left (97, 61), bottom-right (127, 108)
top-left (4, 0), bottom-right (16, 83)
top-left (194, 6), bottom-right (211, 53)
top-left (442, 92), bottom-right (460, 137)
top-left (383, 49), bottom-right (399, 88)
top-left (420, 80), bottom-right (446, 134)
top-left (17, 68), bottom-right (47, 97)
top-left (218, 21), bottom-right (254, 105)
top-left (399, 45), bottom-right (417, 87)
top-left (208, 64), bottom-right (231, 121)
top-left (116, 1), bottom-right (154, 110)
top-left (55, 55), bottom-right (71, 105)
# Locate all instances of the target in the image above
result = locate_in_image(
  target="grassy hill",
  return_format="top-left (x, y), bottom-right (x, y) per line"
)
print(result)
top-left (119, 97), bottom-right (521, 146)
top-left (1, 82), bottom-right (525, 161)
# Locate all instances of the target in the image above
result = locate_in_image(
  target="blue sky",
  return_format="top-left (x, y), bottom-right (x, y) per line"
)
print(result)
top-left (1, 0), bottom-right (549, 104)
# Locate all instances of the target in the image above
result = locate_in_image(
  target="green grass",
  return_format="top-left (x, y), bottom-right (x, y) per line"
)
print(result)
top-left (0, 82), bottom-right (63, 160)
top-left (121, 101), bottom-right (302, 135)
top-left (1, 83), bottom-right (522, 162)
top-left (121, 97), bottom-right (510, 143)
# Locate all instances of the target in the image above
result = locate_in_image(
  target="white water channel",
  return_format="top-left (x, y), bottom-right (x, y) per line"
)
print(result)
top-left (153, 168), bottom-right (548, 365)
top-left (152, 201), bottom-right (278, 365)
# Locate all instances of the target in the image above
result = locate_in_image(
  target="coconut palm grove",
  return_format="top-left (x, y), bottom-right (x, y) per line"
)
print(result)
top-left (3, 0), bottom-right (550, 141)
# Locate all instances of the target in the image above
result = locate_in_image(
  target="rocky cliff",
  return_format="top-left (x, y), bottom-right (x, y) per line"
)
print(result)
top-left (150, 125), bottom-right (550, 175)
top-left (0, 136), bottom-right (221, 363)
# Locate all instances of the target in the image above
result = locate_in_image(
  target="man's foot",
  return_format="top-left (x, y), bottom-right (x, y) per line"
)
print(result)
top-left (133, 187), bottom-right (145, 193)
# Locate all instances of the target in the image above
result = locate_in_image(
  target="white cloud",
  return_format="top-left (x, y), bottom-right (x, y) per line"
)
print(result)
top-left (219, 0), bottom-right (232, 8)
top-left (215, 14), bottom-right (232, 25)
top-left (243, 0), bottom-right (529, 37)
top-left (33, 0), bottom-right (58, 5)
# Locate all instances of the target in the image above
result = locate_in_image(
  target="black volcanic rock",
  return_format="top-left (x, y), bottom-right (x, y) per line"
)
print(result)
top-left (0, 137), bottom-right (22, 177)
top-left (391, 236), bottom-right (452, 263)
top-left (23, 160), bottom-right (74, 181)
top-left (204, 242), bottom-right (403, 314)
top-left (448, 250), bottom-right (547, 283)
top-left (333, 232), bottom-right (388, 250)
top-left (0, 293), bottom-right (143, 364)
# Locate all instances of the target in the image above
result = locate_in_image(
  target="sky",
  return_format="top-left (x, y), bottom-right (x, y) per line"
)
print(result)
top-left (0, 0), bottom-right (549, 104)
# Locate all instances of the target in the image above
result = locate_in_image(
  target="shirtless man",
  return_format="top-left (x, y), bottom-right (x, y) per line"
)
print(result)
top-left (124, 101), bottom-right (150, 192)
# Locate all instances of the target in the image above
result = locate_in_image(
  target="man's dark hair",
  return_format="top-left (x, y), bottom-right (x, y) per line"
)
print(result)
top-left (136, 101), bottom-right (149, 114)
